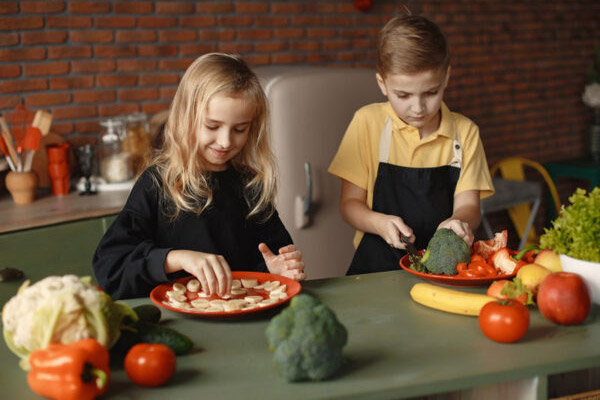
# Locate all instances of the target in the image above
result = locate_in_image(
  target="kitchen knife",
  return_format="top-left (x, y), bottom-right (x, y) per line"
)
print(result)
top-left (401, 235), bottom-right (426, 272)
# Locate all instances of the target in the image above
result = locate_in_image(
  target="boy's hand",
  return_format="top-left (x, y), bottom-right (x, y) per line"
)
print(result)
top-left (437, 219), bottom-right (474, 246)
top-left (259, 243), bottom-right (306, 281)
top-left (377, 215), bottom-right (415, 249)
top-left (165, 249), bottom-right (232, 296)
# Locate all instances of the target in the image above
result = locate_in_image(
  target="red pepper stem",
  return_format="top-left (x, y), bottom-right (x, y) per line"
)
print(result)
top-left (92, 368), bottom-right (108, 390)
top-left (81, 362), bottom-right (107, 389)
top-left (513, 245), bottom-right (540, 261)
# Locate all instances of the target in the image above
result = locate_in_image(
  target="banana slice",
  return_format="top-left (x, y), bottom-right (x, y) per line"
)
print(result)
top-left (221, 294), bottom-right (232, 299)
top-left (165, 299), bottom-right (188, 309)
top-left (241, 278), bottom-right (258, 288)
top-left (231, 288), bottom-right (247, 296)
top-left (228, 299), bottom-right (249, 306)
top-left (231, 279), bottom-right (242, 289)
top-left (270, 291), bottom-right (288, 300)
top-left (258, 298), bottom-right (278, 307)
top-left (264, 281), bottom-right (281, 291)
top-left (204, 306), bottom-right (223, 312)
top-left (244, 295), bottom-right (263, 304)
top-left (190, 299), bottom-right (210, 308)
top-left (186, 279), bottom-right (200, 292)
top-left (223, 302), bottom-right (242, 312)
top-left (209, 299), bottom-right (228, 307)
top-left (242, 303), bottom-right (259, 310)
top-left (166, 290), bottom-right (187, 302)
top-left (172, 282), bottom-right (186, 292)
top-left (197, 292), bottom-right (211, 298)
top-left (271, 284), bottom-right (287, 294)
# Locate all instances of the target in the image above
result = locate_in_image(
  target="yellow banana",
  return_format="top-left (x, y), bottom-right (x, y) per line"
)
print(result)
top-left (409, 283), bottom-right (496, 316)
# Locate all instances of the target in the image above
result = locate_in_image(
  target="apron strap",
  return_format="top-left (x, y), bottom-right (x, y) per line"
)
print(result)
top-left (378, 117), bottom-right (393, 163)
top-left (378, 117), bottom-right (463, 168)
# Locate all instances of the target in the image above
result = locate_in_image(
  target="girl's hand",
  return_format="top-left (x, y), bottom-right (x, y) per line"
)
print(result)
top-left (437, 219), bottom-right (474, 246)
top-left (258, 243), bottom-right (306, 281)
top-left (165, 249), bottom-right (232, 296)
top-left (376, 214), bottom-right (415, 249)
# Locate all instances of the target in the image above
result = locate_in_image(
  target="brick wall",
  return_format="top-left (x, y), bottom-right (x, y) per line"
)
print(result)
top-left (1, 1), bottom-right (599, 231)
top-left (1, 0), bottom-right (599, 155)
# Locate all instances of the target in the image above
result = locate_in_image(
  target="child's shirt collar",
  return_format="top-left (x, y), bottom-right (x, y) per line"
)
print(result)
top-left (383, 101), bottom-right (457, 141)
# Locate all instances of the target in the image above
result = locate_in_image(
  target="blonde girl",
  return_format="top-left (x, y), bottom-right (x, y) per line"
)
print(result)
top-left (94, 53), bottom-right (305, 299)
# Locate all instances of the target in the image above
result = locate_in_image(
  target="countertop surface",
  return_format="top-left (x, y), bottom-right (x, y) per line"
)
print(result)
top-left (1, 271), bottom-right (599, 399)
top-left (0, 188), bottom-right (129, 234)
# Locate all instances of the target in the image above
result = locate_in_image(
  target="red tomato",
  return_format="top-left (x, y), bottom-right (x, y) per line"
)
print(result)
top-left (478, 300), bottom-right (530, 343)
top-left (537, 272), bottom-right (591, 325)
top-left (125, 343), bottom-right (176, 387)
top-left (486, 280), bottom-right (529, 305)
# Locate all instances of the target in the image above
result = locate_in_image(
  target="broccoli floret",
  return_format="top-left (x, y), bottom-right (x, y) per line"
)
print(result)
top-left (265, 294), bottom-right (348, 382)
top-left (421, 228), bottom-right (471, 275)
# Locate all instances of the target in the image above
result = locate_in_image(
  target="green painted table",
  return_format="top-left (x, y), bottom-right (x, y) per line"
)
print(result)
top-left (1, 271), bottom-right (599, 399)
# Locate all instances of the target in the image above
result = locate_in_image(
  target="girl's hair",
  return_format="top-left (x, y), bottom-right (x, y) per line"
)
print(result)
top-left (152, 53), bottom-right (276, 220)
top-left (376, 15), bottom-right (449, 78)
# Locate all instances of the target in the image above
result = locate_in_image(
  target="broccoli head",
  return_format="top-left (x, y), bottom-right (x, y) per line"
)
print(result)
top-left (265, 294), bottom-right (348, 382)
top-left (421, 228), bottom-right (471, 275)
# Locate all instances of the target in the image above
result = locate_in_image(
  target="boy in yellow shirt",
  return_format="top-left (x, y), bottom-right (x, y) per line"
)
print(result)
top-left (329, 15), bottom-right (494, 275)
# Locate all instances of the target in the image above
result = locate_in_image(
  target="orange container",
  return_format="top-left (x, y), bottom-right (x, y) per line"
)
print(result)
top-left (46, 143), bottom-right (70, 196)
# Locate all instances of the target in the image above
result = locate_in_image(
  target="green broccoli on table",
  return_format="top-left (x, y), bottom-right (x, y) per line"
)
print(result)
top-left (265, 294), bottom-right (348, 382)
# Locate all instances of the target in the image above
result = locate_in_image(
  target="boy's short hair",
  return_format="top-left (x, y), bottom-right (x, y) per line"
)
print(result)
top-left (376, 15), bottom-right (450, 78)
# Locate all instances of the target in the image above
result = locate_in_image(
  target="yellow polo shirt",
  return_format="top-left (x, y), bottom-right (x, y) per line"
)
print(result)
top-left (328, 101), bottom-right (494, 247)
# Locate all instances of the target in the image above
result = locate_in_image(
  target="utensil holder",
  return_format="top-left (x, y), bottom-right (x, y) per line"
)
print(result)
top-left (5, 171), bottom-right (37, 204)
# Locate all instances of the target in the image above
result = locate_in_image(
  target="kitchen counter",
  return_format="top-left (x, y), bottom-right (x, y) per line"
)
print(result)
top-left (1, 271), bottom-right (599, 399)
top-left (0, 189), bottom-right (129, 234)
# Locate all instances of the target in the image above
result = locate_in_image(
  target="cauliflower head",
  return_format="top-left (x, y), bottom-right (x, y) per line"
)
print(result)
top-left (2, 275), bottom-right (136, 369)
top-left (265, 294), bottom-right (348, 382)
top-left (421, 228), bottom-right (471, 275)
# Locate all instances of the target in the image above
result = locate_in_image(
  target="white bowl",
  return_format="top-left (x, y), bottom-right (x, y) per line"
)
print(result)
top-left (560, 254), bottom-right (600, 305)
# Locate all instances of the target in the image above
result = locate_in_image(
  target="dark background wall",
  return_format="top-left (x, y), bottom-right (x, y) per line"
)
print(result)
top-left (1, 0), bottom-right (599, 241)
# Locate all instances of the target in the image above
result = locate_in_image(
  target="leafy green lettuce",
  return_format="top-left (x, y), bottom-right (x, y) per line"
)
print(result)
top-left (540, 187), bottom-right (600, 262)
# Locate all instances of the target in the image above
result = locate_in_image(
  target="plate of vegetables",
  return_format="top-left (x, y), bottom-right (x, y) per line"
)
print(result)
top-left (399, 253), bottom-right (516, 286)
top-left (398, 229), bottom-right (524, 287)
top-left (150, 271), bottom-right (301, 317)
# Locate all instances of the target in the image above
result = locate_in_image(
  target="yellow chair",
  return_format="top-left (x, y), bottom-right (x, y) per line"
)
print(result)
top-left (489, 157), bottom-right (561, 246)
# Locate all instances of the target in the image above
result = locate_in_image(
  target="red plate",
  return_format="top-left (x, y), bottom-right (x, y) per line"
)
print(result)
top-left (399, 254), bottom-right (516, 287)
top-left (150, 271), bottom-right (301, 317)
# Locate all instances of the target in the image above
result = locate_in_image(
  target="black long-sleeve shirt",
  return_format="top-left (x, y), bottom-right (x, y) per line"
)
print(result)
top-left (93, 167), bottom-right (293, 299)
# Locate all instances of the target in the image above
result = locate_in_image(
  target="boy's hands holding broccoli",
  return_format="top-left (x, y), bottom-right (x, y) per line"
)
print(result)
top-left (437, 218), bottom-right (474, 246)
top-left (259, 243), bottom-right (306, 281)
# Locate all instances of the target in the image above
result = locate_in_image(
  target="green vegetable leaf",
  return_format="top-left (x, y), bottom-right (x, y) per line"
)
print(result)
top-left (540, 187), bottom-right (600, 262)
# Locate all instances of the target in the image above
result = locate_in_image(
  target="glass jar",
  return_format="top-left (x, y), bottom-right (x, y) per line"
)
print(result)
top-left (99, 118), bottom-right (133, 183)
top-left (123, 112), bottom-right (151, 175)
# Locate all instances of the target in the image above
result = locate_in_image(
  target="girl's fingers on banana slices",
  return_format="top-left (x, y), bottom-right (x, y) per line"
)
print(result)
top-left (162, 278), bottom-right (292, 313)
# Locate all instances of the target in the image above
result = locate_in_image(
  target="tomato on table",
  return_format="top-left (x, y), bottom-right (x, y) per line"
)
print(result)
top-left (125, 343), bottom-right (177, 387)
top-left (486, 279), bottom-right (532, 305)
top-left (478, 300), bottom-right (530, 343)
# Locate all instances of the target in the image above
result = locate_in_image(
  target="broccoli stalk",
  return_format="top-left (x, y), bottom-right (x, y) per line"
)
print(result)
top-left (265, 294), bottom-right (348, 382)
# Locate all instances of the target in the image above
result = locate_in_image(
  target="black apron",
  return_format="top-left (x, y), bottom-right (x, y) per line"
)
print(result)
top-left (347, 117), bottom-right (463, 275)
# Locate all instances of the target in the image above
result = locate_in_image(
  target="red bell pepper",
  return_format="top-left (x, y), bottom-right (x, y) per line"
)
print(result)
top-left (27, 338), bottom-right (110, 400)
